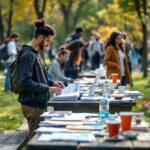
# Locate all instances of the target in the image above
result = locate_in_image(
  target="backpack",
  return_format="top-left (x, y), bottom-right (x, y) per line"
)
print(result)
top-left (10, 49), bottom-right (36, 94)
top-left (0, 42), bottom-right (9, 61)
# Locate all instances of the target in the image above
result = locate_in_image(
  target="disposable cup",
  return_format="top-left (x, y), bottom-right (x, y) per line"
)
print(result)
top-left (111, 73), bottom-right (118, 84)
top-left (107, 120), bottom-right (120, 138)
top-left (120, 112), bottom-right (133, 132)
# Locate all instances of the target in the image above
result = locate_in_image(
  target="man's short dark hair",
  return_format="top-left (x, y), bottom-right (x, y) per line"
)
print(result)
top-left (34, 19), bottom-right (55, 38)
top-left (75, 27), bottom-right (84, 34)
top-left (10, 33), bottom-right (19, 38)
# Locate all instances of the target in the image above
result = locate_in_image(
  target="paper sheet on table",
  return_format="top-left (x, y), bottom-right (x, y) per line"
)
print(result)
top-left (137, 132), bottom-right (150, 141)
top-left (109, 97), bottom-right (134, 102)
top-left (53, 92), bottom-right (80, 101)
top-left (40, 120), bottom-right (83, 126)
top-left (53, 83), bottom-right (80, 101)
top-left (81, 96), bottom-right (102, 101)
top-left (51, 113), bottom-right (86, 121)
top-left (131, 122), bottom-right (149, 131)
top-left (40, 112), bottom-right (65, 118)
top-left (36, 127), bottom-right (68, 133)
top-left (38, 133), bottom-right (96, 142)
top-left (125, 91), bottom-right (143, 97)
top-left (66, 124), bottom-right (106, 131)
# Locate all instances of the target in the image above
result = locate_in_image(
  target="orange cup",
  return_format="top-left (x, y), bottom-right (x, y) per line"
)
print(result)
top-left (111, 73), bottom-right (118, 84)
top-left (120, 112), bottom-right (133, 132)
top-left (107, 121), bottom-right (120, 138)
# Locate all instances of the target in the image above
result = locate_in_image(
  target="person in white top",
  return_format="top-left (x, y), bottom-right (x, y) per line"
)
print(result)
top-left (5, 33), bottom-right (19, 91)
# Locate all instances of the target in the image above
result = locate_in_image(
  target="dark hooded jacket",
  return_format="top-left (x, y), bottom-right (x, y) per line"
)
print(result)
top-left (18, 45), bottom-right (53, 108)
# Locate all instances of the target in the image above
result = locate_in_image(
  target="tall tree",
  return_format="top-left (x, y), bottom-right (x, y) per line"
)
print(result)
top-left (119, 0), bottom-right (150, 78)
top-left (34, 0), bottom-right (47, 19)
top-left (7, 0), bottom-right (15, 37)
top-left (134, 0), bottom-right (149, 78)
top-left (59, 0), bottom-right (87, 34)
top-left (0, 0), bottom-right (4, 43)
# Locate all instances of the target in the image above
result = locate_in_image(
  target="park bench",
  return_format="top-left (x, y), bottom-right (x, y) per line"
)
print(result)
top-left (0, 130), bottom-right (28, 150)
top-left (0, 121), bottom-right (28, 150)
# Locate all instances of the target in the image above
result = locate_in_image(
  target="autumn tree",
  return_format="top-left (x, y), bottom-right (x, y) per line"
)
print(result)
top-left (34, 0), bottom-right (47, 19)
top-left (0, 0), bottom-right (15, 42)
top-left (0, 0), bottom-right (4, 42)
top-left (7, 0), bottom-right (15, 37)
top-left (58, 0), bottom-right (87, 34)
top-left (119, 0), bottom-right (150, 78)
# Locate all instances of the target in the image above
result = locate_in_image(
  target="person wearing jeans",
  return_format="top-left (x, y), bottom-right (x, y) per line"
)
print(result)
top-left (4, 33), bottom-right (19, 92)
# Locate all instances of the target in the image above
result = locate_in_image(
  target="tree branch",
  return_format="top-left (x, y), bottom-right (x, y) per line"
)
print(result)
top-left (41, 0), bottom-right (47, 15)
top-left (73, 0), bottom-right (87, 28)
top-left (134, 0), bottom-right (145, 25)
top-left (7, 0), bottom-right (14, 37)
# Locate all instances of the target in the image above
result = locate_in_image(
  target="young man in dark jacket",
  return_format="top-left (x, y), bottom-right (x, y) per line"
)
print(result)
top-left (18, 19), bottom-right (64, 139)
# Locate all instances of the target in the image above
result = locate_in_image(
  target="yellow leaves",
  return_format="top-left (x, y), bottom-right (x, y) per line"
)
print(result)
top-left (96, 25), bottom-right (118, 42)
top-left (13, 0), bottom-right (36, 24)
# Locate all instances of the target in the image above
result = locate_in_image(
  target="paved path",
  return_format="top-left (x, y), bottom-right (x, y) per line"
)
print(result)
top-left (0, 75), bottom-right (5, 80)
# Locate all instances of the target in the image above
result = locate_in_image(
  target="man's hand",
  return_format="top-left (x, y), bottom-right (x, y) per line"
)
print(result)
top-left (48, 87), bottom-right (62, 95)
top-left (53, 81), bottom-right (65, 89)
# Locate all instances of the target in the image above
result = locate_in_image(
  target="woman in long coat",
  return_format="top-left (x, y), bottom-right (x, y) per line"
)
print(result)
top-left (104, 31), bottom-right (131, 85)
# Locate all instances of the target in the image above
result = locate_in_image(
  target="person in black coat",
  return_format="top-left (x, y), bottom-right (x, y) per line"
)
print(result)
top-left (64, 40), bottom-right (84, 79)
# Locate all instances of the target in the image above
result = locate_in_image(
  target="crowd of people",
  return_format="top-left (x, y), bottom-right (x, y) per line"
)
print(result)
top-left (0, 20), bottom-right (144, 91)
top-left (0, 19), bottom-right (145, 140)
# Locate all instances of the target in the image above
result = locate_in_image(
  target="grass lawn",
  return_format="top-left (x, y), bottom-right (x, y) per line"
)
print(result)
top-left (0, 72), bottom-right (149, 130)
top-left (0, 79), bottom-right (24, 130)
top-left (130, 73), bottom-right (150, 122)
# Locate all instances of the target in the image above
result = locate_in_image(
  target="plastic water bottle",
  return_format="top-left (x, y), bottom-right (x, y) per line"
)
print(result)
top-left (88, 85), bottom-right (95, 96)
top-left (104, 80), bottom-right (111, 94)
top-left (99, 95), bottom-right (109, 119)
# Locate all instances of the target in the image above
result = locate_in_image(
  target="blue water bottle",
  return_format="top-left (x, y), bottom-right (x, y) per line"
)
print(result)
top-left (99, 95), bottom-right (109, 121)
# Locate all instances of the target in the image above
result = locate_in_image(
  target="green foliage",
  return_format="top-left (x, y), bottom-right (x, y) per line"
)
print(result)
top-left (131, 73), bottom-right (150, 123)
top-left (0, 79), bottom-right (24, 130)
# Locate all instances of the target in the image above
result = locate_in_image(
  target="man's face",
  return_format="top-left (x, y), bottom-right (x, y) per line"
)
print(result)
top-left (39, 35), bottom-right (52, 50)
top-left (15, 37), bottom-right (19, 42)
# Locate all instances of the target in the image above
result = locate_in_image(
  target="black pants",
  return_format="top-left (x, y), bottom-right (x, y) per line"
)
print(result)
top-left (92, 52), bottom-right (100, 70)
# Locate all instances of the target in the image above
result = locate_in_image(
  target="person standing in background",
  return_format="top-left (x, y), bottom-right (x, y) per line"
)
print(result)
top-left (48, 41), bottom-right (56, 62)
top-left (104, 31), bottom-right (131, 86)
top-left (64, 40), bottom-right (84, 79)
top-left (132, 44), bottom-right (139, 71)
top-left (5, 33), bottom-right (19, 92)
top-left (122, 31), bottom-right (133, 87)
top-left (48, 47), bottom-right (73, 83)
top-left (88, 34), bottom-right (104, 70)
top-left (64, 27), bottom-right (84, 43)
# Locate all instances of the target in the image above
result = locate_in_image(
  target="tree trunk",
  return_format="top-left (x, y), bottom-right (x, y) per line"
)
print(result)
top-left (34, 0), bottom-right (47, 19)
top-left (7, 0), bottom-right (14, 37)
top-left (134, 0), bottom-right (148, 78)
top-left (0, 1), bottom-right (4, 43)
top-left (72, 0), bottom-right (86, 30)
top-left (142, 23), bottom-right (148, 78)
top-left (63, 11), bottom-right (71, 34)
top-left (60, 3), bottom-right (72, 34)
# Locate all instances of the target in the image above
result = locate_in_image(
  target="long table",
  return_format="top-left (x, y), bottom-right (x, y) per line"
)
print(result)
top-left (27, 134), bottom-right (150, 150)
top-left (48, 100), bottom-right (136, 113)
top-left (27, 133), bottom-right (146, 150)
top-left (27, 112), bottom-right (150, 150)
